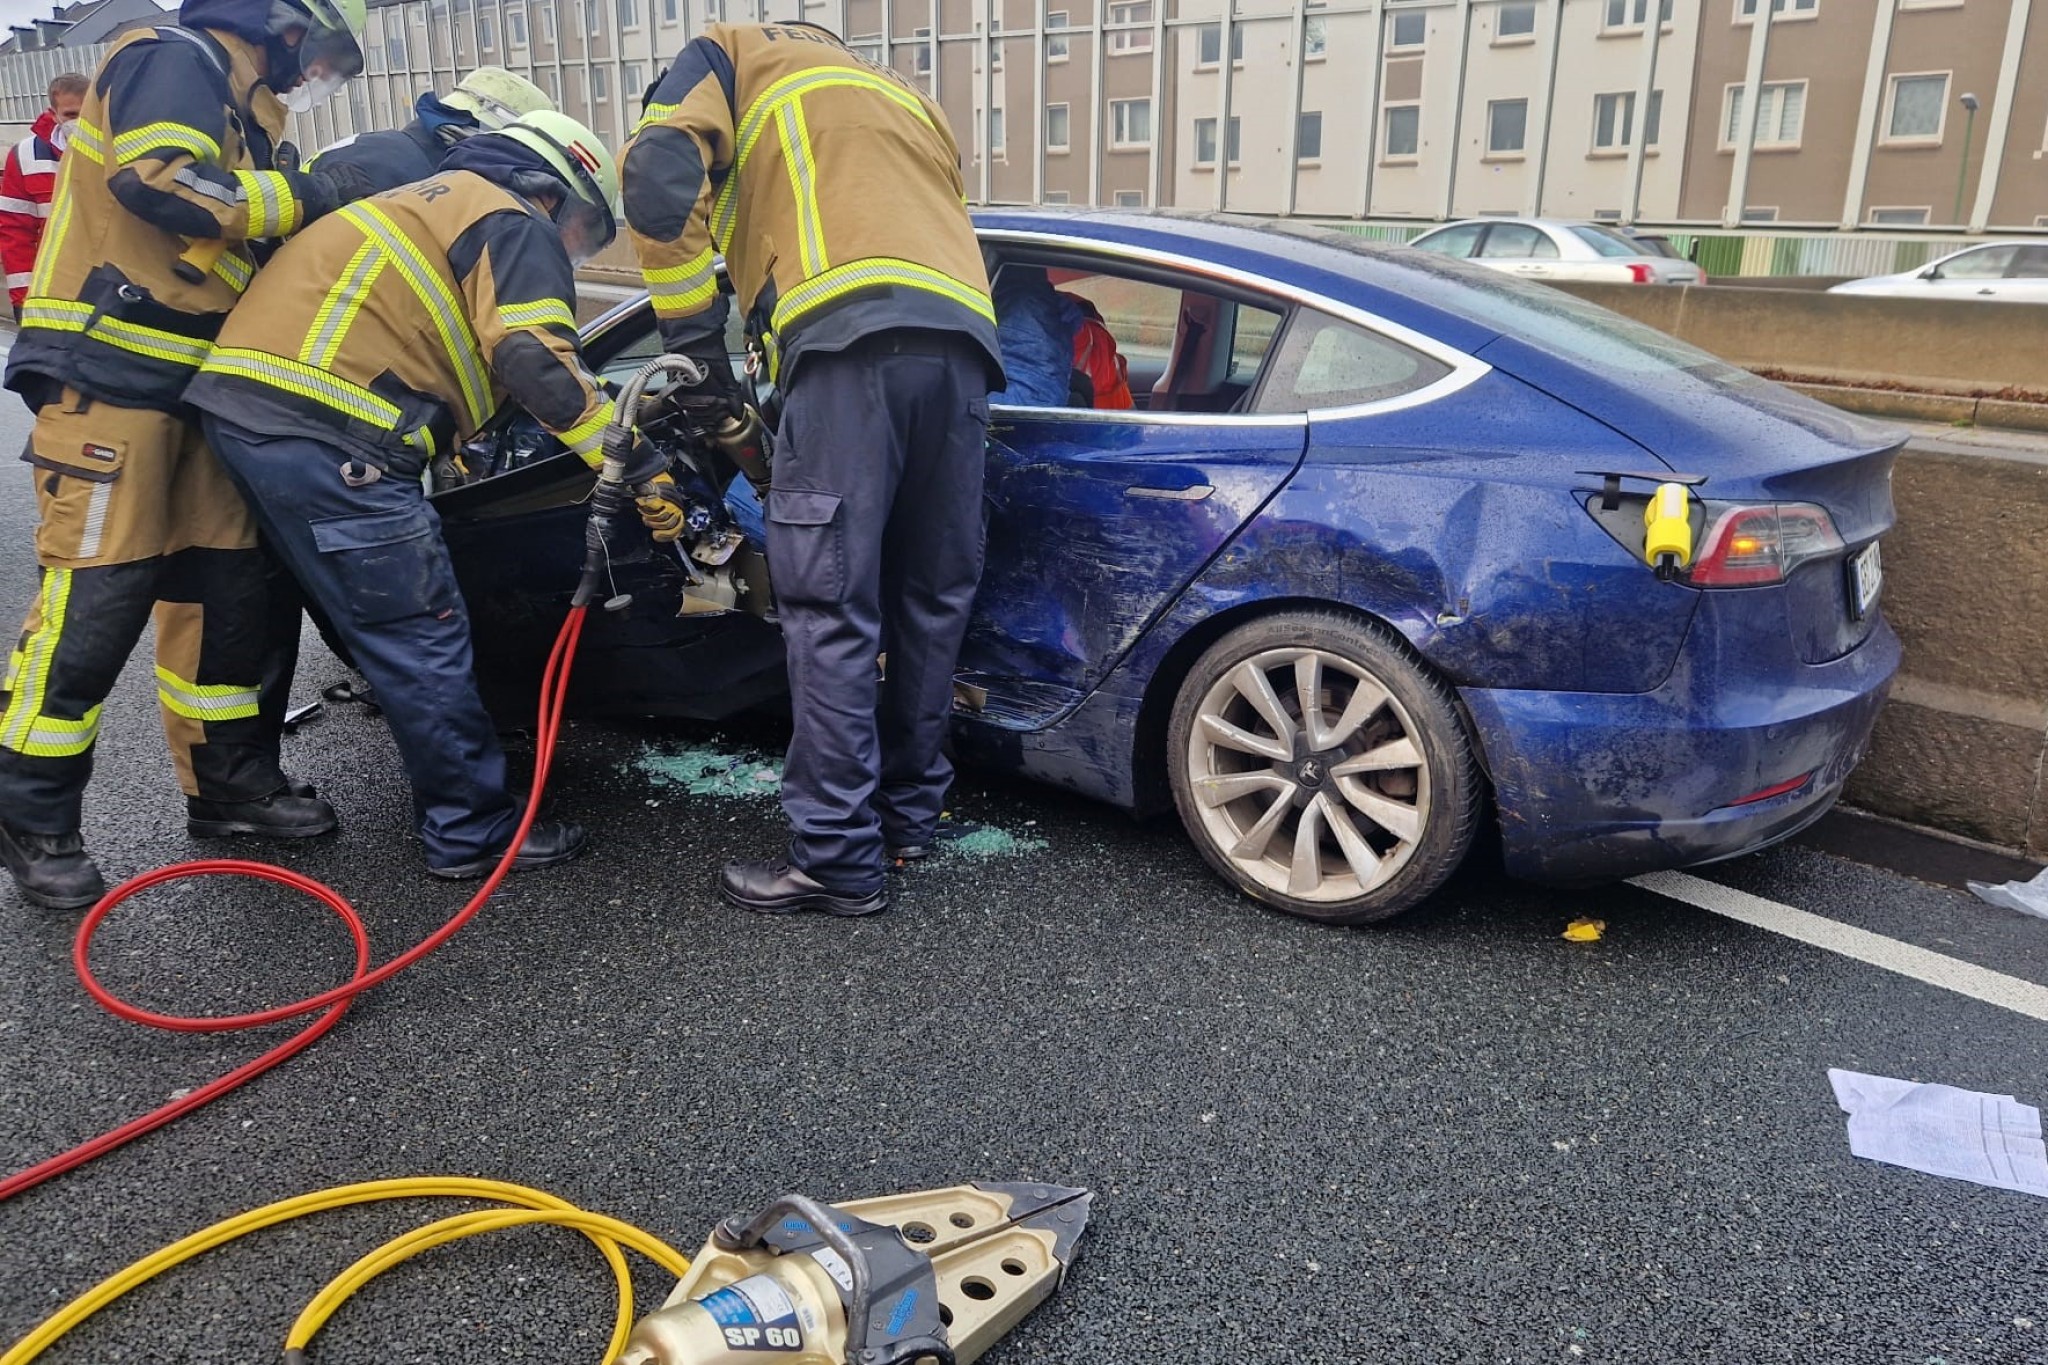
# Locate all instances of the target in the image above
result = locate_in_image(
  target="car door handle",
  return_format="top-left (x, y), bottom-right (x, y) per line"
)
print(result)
top-left (1127, 483), bottom-right (1215, 501)
top-left (1979, 288), bottom-right (1996, 296)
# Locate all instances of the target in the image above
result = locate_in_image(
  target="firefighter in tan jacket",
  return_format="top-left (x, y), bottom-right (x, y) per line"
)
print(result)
top-left (622, 21), bottom-right (1003, 919)
top-left (184, 111), bottom-right (665, 879)
top-left (0, 0), bottom-right (374, 911)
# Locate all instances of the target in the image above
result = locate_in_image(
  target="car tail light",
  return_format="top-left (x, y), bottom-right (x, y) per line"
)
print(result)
top-left (1688, 502), bottom-right (1845, 587)
top-left (1722, 771), bottom-right (1815, 808)
top-left (1627, 262), bottom-right (1655, 284)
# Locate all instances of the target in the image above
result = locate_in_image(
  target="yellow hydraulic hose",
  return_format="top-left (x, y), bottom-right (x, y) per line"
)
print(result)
top-left (1, 1177), bottom-right (692, 1365)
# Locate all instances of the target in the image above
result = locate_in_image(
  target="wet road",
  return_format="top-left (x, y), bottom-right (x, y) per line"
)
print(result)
top-left (1, 388), bottom-right (2045, 1365)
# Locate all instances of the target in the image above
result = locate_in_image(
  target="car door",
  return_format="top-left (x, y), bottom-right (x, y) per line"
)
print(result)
top-left (1474, 222), bottom-right (1563, 280)
top-left (1998, 245), bottom-right (2048, 303)
top-left (956, 246), bottom-right (1306, 726)
top-left (1922, 244), bottom-right (2018, 299)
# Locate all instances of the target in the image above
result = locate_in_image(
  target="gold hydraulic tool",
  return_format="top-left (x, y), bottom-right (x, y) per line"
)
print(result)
top-left (1, 1179), bottom-right (1091, 1365)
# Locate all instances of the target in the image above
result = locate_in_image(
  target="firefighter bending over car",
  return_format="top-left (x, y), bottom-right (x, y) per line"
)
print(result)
top-left (0, 0), bottom-right (376, 911)
top-left (622, 21), bottom-right (1003, 917)
top-left (310, 65), bottom-right (555, 197)
top-left (183, 111), bottom-right (663, 879)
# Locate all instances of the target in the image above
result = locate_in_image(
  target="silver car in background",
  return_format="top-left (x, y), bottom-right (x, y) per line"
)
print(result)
top-left (1408, 217), bottom-right (1706, 286)
top-left (1827, 241), bottom-right (2048, 303)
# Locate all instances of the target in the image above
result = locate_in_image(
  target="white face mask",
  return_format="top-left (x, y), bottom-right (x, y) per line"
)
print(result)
top-left (283, 71), bottom-right (347, 114)
top-left (48, 121), bottom-right (71, 151)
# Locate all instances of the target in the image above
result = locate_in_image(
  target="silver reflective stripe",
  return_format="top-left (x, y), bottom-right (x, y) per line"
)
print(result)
top-left (174, 166), bottom-right (237, 205)
top-left (76, 481), bottom-right (112, 559)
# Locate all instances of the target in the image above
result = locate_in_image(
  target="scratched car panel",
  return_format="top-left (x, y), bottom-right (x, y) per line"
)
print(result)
top-left (436, 209), bottom-right (1901, 919)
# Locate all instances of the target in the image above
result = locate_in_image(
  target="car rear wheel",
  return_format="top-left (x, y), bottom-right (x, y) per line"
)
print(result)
top-left (1166, 612), bottom-right (1481, 925)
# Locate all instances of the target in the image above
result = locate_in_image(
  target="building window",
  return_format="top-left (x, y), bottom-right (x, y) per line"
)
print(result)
top-left (1384, 103), bottom-right (1420, 158)
top-left (506, 7), bottom-right (527, 46)
top-left (1046, 103), bottom-right (1070, 153)
top-left (987, 106), bottom-right (1005, 154)
top-left (1592, 90), bottom-right (1663, 149)
top-left (1305, 15), bottom-right (1326, 58)
top-left (537, 67), bottom-right (558, 100)
top-left (586, 0), bottom-right (600, 35)
top-left (1110, 97), bottom-right (1151, 148)
top-left (1389, 4), bottom-right (1425, 49)
top-left (1487, 98), bottom-right (1527, 155)
top-left (1044, 190), bottom-right (1072, 203)
top-left (1722, 80), bottom-right (1806, 148)
top-left (1883, 72), bottom-right (1949, 143)
top-left (984, 20), bottom-right (1003, 71)
top-left (662, 0), bottom-right (677, 22)
top-left (1114, 189), bottom-right (1144, 206)
top-left (1047, 10), bottom-right (1069, 62)
top-left (1109, 0), bottom-right (1153, 52)
top-left (1605, 0), bottom-right (1673, 27)
top-left (477, 12), bottom-right (496, 50)
top-left (539, 0), bottom-right (555, 41)
top-left (622, 63), bottom-right (643, 99)
top-left (1497, 2), bottom-right (1536, 37)
top-left (591, 64), bottom-right (609, 102)
top-left (1740, 206), bottom-right (1778, 222)
top-left (617, 0), bottom-right (638, 28)
top-left (1297, 110), bottom-right (1322, 160)
top-left (1196, 22), bottom-right (1244, 66)
top-left (386, 33), bottom-right (407, 66)
top-left (913, 26), bottom-right (932, 76)
top-left (1738, 0), bottom-right (1817, 17)
top-left (1869, 207), bottom-right (1931, 225)
top-left (1192, 115), bottom-right (1241, 166)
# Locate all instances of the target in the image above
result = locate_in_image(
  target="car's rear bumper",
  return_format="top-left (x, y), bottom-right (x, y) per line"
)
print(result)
top-left (1463, 614), bottom-right (1900, 886)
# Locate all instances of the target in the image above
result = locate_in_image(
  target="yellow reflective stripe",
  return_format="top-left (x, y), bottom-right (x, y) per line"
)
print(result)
top-left (17, 705), bottom-right (100, 757)
top-left (344, 203), bottom-right (489, 429)
top-left (213, 249), bottom-right (255, 294)
top-left (27, 182), bottom-right (72, 294)
top-left (634, 100), bottom-right (679, 134)
top-left (496, 298), bottom-right (576, 332)
top-left (772, 257), bottom-right (995, 334)
top-left (3, 648), bottom-right (20, 694)
top-left (65, 120), bottom-right (104, 164)
top-left (199, 347), bottom-right (403, 428)
top-left (301, 232), bottom-right (385, 368)
top-left (154, 666), bottom-right (259, 721)
top-left (19, 298), bottom-right (211, 366)
top-left (645, 249), bottom-right (720, 318)
top-left (235, 170), bottom-right (300, 238)
top-left (113, 120), bottom-right (221, 165)
top-left (0, 570), bottom-right (71, 753)
top-left (559, 402), bottom-right (614, 464)
top-left (776, 101), bottom-right (827, 277)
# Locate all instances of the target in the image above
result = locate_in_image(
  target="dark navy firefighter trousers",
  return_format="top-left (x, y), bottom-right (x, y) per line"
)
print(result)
top-left (770, 331), bottom-right (991, 894)
top-left (202, 416), bottom-right (520, 870)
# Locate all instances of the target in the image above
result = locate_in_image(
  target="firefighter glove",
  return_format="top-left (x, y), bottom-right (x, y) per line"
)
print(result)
top-left (618, 436), bottom-right (670, 488)
top-left (635, 473), bottom-right (689, 543)
top-left (302, 161), bottom-right (380, 224)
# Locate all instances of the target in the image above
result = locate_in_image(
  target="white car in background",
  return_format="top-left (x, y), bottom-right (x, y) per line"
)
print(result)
top-left (1408, 217), bottom-right (1706, 285)
top-left (1827, 241), bottom-right (2048, 303)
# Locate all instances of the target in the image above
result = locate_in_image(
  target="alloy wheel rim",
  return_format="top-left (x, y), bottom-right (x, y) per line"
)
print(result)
top-left (1185, 646), bottom-right (1431, 904)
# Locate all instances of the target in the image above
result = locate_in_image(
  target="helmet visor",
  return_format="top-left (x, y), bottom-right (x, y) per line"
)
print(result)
top-left (554, 194), bottom-right (616, 267)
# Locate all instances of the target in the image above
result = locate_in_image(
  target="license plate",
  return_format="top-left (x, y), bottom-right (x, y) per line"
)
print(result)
top-left (1848, 541), bottom-right (1883, 619)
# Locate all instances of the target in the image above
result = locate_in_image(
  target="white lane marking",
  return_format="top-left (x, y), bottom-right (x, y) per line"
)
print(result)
top-left (1631, 869), bottom-right (2048, 1025)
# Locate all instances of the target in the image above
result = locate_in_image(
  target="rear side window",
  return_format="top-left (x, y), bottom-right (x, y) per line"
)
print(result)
top-left (1479, 223), bottom-right (1559, 259)
top-left (1569, 225), bottom-right (1645, 258)
top-left (1411, 223), bottom-right (1485, 258)
top-left (1940, 245), bottom-right (2016, 279)
top-left (2013, 246), bottom-right (2048, 279)
top-left (1253, 309), bottom-right (1451, 412)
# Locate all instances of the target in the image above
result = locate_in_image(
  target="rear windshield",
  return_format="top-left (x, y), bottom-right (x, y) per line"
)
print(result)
top-left (1569, 225), bottom-right (1648, 258)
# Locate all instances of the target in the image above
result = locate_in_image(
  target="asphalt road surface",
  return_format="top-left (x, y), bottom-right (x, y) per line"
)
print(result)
top-left (2, 382), bottom-right (2046, 1365)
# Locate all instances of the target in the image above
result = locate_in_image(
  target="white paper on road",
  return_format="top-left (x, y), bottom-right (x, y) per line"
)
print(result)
top-left (1966, 867), bottom-right (2048, 920)
top-left (1829, 1069), bottom-right (2048, 1198)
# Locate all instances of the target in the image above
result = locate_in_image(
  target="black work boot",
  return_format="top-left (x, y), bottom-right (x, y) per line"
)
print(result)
top-left (0, 822), bottom-right (107, 911)
top-left (720, 859), bottom-right (888, 917)
top-left (428, 819), bottom-right (589, 880)
top-left (187, 788), bottom-right (339, 839)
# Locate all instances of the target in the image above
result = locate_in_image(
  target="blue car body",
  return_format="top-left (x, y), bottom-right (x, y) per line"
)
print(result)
top-left (437, 209), bottom-right (1900, 889)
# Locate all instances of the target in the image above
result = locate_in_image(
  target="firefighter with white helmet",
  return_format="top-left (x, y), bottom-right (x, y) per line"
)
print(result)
top-left (182, 111), bottom-right (650, 879)
top-left (311, 65), bottom-right (555, 196)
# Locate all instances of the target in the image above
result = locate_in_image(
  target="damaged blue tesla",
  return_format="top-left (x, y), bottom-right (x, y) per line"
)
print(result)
top-left (435, 210), bottom-right (1901, 925)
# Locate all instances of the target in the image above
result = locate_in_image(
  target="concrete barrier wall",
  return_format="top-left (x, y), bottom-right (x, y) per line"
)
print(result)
top-left (1549, 281), bottom-right (2048, 398)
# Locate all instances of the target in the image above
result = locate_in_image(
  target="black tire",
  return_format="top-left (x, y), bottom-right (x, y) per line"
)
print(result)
top-left (1165, 610), bottom-right (1482, 926)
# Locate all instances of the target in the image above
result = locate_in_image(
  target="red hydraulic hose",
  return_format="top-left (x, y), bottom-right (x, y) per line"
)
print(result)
top-left (0, 605), bottom-right (590, 1204)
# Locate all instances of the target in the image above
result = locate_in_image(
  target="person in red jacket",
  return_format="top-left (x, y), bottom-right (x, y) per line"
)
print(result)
top-left (0, 72), bottom-right (87, 313)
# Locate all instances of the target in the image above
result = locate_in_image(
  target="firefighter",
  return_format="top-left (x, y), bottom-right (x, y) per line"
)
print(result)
top-left (621, 21), bottom-right (1002, 918)
top-left (0, 0), bottom-right (376, 911)
top-left (0, 71), bottom-right (88, 315)
top-left (183, 111), bottom-right (657, 879)
top-left (310, 65), bottom-right (554, 196)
